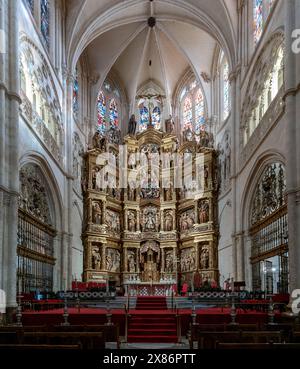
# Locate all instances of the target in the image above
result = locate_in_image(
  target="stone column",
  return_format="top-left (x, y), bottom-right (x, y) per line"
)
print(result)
top-left (123, 247), bottom-right (128, 272)
top-left (137, 210), bottom-right (140, 231)
top-left (161, 248), bottom-right (165, 272)
top-left (284, 0), bottom-right (300, 293)
top-left (124, 209), bottom-right (128, 230)
top-left (235, 232), bottom-right (245, 282)
top-left (0, 0), bottom-right (20, 318)
top-left (136, 248), bottom-right (140, 273)
top-left (101, 245), bottom-right (106, 270)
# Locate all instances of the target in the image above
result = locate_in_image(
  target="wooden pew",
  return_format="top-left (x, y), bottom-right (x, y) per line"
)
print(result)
top-left (0, 344), bottom-right (80, 351)
top-left (216, 342), bottom-right (272, 350)
top-left (22, 332), bottom-right (105, 350)
top-left (50, 324), bottom-right (120, 348)
top-left (226, 323), bottom-right (259, 331)
top-left (189, 324), bottom-right (226, 349)
top-left (241, 331), bottom-right (282, 343)
top-left (197, 331), bottom-right (241, 349)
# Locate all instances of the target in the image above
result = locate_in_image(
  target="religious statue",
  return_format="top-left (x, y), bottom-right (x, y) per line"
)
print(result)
top-left (128, 211), bottom-right (136, 232)
top-left (180, 210), bottom-right (195, 231)
top-left (200, 249), bottom-right (209, 269)
top-left (164, 211), bottom-right (173, 231)
top-left (165, 251), bottom-right (174, 273)
top-left (92, 247), bottom-right (101, 270)
top-left (92, 201), bottom-right (102, 224)
top-left (92, 167), bottom-right (102, 190)
top-left (183, 126), bottom-right (194, 142)
top-left (165, 183), bottom-right (173, 201)
top-left (142, 207), bottom-right (158, 232)
top-left (128, 251), bottom-right (136, 273)
top-left (204, 165), bottom-right (209, 188)
top-left (199, 130), bottom-right (210, 148)
top-left (198, 200), bottom-right (209, 223)
top-left (128, 114), bottom-right (137, 136)
top-left (165, 115), bottom-right (175, 134)
top-left (106, 254), bottom-right (113, 271)
top-left (107, 126), bottom-right (121, 144)
top-left (92, 131), bottom-right (106, 151)
top-left (128, 184), bottom-right (136, 201)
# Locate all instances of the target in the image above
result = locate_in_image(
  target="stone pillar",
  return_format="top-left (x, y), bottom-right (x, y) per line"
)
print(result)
top-left (284, 0), bottom-right (300, 293)
top-left (0, 0), bottom-right (20, 318)
top-left (137, 210), bottom-right (140, 231)
top-left (161, 248), bottom-right (165, 272)
top-left (235, 232), bottom-right (245, 282)
top-left (101, 245), bottom-right (106, 270)
top-left (136, 248), bottom-right (140, 273)
top-left (124, 209), bottom-right (128, 230)
top-left (123, 247), bottom-right (128, 272)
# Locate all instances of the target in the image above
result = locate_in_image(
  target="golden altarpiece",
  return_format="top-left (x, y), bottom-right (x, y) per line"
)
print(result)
top-left (81, 124), bottom-right (219, 293)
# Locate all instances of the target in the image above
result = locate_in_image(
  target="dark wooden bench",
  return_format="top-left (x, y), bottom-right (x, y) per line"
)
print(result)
top-left (51, 324), bottom-right (120, 348)
top-left (0, 344), bottom-right (80, 351)
top-left (22, 331), bottom-right (105, 350)
top-left (216, 342), bottom-right (272, 350)
top-left (189, 324), bottom-right (226, 349)
top-left (197, 331), bottom-right (241, 349)
top-left (226, 323), bottom-right (259, 331)
top-left (241, 331), bottom-right (282, 343)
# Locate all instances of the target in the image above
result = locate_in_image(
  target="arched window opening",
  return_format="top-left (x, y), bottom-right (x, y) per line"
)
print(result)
top-left (97, 91), bottom-right (106, 134)
top-left (183, 96), bottom-right (193, 130)
top-left (253, 0), bottom-right (276, 46)
top-left (195, 88), bottom-right (205, 133)
top-left (253, 0), bottom-right (263, 45)
top-left (73, 67), bottom-right (79, 117)
top-left (180, 80), bottom-right (207, 139)
top-left (152, 106), bottom-right (161, 130)
top-left (223, 61), bottom-right (230, 120)
top-left (250, 163), bottom-right (288, 294)
top-left (40, 0), bottom-right (50, 49)
top-left (139, 102), bottom-right (149, 132)
top-left (109, 98), bottom-right (119, 127)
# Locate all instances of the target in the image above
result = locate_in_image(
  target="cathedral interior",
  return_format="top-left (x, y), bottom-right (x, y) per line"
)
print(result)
top-left (1, 0), bottom-right (300, 316)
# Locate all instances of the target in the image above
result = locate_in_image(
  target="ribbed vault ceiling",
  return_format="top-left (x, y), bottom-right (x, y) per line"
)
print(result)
top-left (66, 0), bottom-right (237, 110)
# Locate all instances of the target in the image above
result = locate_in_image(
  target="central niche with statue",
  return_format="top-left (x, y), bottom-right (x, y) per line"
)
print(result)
top-left (140, 241), bottom-right (160, 282)
top-left (81, 119), bottom-right (220, 293)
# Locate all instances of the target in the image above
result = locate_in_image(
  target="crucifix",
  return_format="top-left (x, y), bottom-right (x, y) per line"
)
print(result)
top-left (136, 93), bottom-right (165, 128)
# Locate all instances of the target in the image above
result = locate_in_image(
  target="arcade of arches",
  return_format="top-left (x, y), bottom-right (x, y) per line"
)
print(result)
top-left (1, 0), bottom-right (300, 315)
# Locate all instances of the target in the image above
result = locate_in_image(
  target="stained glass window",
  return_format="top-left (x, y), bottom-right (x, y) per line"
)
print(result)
top-left (73, 67), bottom-right (79, 116)
top-left (41, 0), bottom-right (50, 49)
top-left (195, 88), bottom-right (205, 133)
top-left (109, 99), bottom-right (118, 127)
top-left (152, 106), bottom-right (161, 130)
top-left (97, 91), bottom-right (106, 134)
top-left (223, 61), bottom-right (230, 120)
top-left (139, 104), bottom-right (149, 131)
top-left (253, 0), bottom-right (263, 45)
top-left (183, 96), bottom-right (193, 130)
top-left (26, 0), bottom-right (34, 14)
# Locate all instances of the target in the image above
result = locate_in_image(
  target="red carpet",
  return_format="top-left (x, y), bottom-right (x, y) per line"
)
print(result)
top-left (127, 297), bottom-right (177, 343)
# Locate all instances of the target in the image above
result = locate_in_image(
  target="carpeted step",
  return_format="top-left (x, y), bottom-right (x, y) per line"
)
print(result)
top-left (127, 335), bottom-right (178, 343)
top-left (129, 323), bottom-right (176, 329)
top-left (130, 315), bottom-right (174, 324)
top-left (128, 297), bottom-right (178, 343)
top-left (128, 329), bottom-right (176, 336)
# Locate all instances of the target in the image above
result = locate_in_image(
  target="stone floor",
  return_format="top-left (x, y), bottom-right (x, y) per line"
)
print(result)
top-left (105, 337), bottom-right (190, 349)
